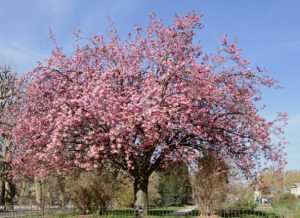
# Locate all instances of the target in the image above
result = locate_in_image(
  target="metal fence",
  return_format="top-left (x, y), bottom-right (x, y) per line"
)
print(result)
top-left (0, 205), bottom-right (298, 218)
top-left (99, 206), bottom-right (300, 218)
top-left (97, 207), bottom-right (300, 218)
top-left (0, 205), bottom-right (76, 217)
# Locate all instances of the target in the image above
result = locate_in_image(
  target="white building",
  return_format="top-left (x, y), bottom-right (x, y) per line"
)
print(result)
top-left (291, 183), bottom-right (300, 196)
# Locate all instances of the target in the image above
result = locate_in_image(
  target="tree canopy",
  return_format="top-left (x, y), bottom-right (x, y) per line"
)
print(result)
top-left (9, 12), bottom-right (287, 213)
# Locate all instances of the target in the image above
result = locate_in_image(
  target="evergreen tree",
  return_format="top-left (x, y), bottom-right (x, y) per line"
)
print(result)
top-left (158, 163), bottom-right (192, 206)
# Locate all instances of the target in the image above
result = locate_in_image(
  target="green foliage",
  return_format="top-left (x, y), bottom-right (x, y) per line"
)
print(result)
top-left (234, 199), bottom-right (257, 209)
top-left (272, 193), bottom-right (299, 208)
top-left (227, 184), bottom-right (257, 209)
top-left (157, 163), bottom-right (192, 207)
top-left (114, 183), bottom-right (134, 208)
top-left (148, 172), bottom-right (162, 207)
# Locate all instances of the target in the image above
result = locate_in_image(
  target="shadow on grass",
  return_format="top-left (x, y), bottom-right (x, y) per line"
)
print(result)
top-left (45, 208), bottom-right (283, 218)
top-left (182, 209), bottom-right (281, 218)
top-left (103, 209), bottom-right (135, 216)
top-left (217, 209), bottom-right (280, 218)
top-left (102, 208), bottom-right (183, 217)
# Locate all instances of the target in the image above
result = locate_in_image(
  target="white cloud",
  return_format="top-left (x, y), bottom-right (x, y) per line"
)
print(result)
top-left (281, 113), bottom-right (300, 170)
top-left (0, 42), bottom-right (47, 74)
top-left (269, 40), bottom-right (300, 53)
top-left (286, 113), bottom-right (300, 134)
top-left (0, 0), bottom-right (144, 74)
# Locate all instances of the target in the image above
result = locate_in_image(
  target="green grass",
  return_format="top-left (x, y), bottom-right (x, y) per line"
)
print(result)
top-left (101, 207), bottom-right (183, 217)
top-left (17, 211), bottom-right (81, 218)
top-left (218, 209), bottom-right (279, 218)
top-left (259, 205), bottom-right (300, 218)
top-left (17, 207), bottom-right (300, 218)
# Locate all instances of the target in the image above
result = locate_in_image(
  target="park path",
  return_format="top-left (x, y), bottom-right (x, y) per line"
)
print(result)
top-left (164, 205), bottom-right (197, 216)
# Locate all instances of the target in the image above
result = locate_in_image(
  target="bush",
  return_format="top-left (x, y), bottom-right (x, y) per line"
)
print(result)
top-left (70, 171), bottom-right (120, 214)
top-left (234, 199), bottom-right (258, 209)
top-left (227, 185), bottom-right (257, 210)
top-left (192, 152), bottom-right (229, 216)
top-left (272, 193), bottom-right (299, 208)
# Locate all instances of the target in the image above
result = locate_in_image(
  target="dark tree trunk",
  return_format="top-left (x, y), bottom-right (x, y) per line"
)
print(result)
top-left (0, 179), bottom-right (5, 205)
top-left (134, 177), bottom-right (149, 216)
top-left (2, 138), bottom-right (15, 210)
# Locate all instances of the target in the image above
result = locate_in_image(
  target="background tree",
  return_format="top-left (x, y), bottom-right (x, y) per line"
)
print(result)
top-left (0, 65), bottom-right (21, 209)
top-left (147, 172), bottom-right (161, 207)
top-left (114, 181), bottom-right (134, 208)
top-left (257, 168), bottom-right (284, 196)
top-left (257, 169), bottom-right (300, 208)
top-left (158, 163), bottom-right (192, 206)
top-left (12, 12), bottom-right (287, 215)
top-left (191, 150), bottom-right (229, 216)
top-left (37, 174), bottom-right (68, 211)
top-left (257, 168), bottom-right (300, 195)
top-left (16, 179), bottom-right (31, 204)
top-left (283, 170), bottom-right (300, 189)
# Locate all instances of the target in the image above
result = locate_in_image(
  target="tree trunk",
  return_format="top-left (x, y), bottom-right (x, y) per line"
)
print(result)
top-left (34, 176), bottom-right (43, 209)
top-left (19, 181), bottom-right (28, 204)
top-left (134, 177), bottom-right (149, 216)
top-left (46, 187), bottom-right (52, 206)
top-left (4, 180), bottom-right (15, 210)
top-left (0, 179), bottom-right (5, 205)
top-left (2, 137), bottom-right (14, 209)
top-left (57, 176), bottom-right (66, 212)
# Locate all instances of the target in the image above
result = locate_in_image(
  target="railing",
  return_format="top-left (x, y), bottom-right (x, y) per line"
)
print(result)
top-left (0, 205), bottom-right (76, 217)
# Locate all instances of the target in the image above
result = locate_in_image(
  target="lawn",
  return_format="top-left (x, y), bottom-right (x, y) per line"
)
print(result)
top-left (17, 207), bottom-right (300, 218)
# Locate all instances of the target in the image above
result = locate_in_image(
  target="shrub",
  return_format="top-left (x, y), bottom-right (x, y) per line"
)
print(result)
top-left (227, 184), bottom-right (257, 209)
top-left (234, 199), bottom-right (257, 209)
top-left (70, 171), bottom-right (120, 214)
top-left (272, 193), bottom-right (299, 208)
top-left (192, 151), bottom-right (229, 216)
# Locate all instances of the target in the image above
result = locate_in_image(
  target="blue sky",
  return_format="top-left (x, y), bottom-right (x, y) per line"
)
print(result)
top-left (0, 0), bottom-right (299, 170)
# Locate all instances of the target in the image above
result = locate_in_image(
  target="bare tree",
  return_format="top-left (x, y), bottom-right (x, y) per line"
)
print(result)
top-left (191, 151), bottom-right (229, 217)
top-left (0, 65), bottom-right (18, 209)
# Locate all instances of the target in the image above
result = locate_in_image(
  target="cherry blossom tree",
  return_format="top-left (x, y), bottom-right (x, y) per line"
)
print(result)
top-left (12, 12), bottom-right (287, 215)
